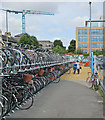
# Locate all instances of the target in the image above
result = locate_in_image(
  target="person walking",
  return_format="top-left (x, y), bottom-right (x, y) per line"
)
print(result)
top-left (76, 60), bottom-right (80, 74)
top-left (73, 63), bottom-right (77, 74)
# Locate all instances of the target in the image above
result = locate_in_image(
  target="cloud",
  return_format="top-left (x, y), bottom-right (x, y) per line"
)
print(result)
top-left (0, 12), bottom-right (3, 30)
top-left (0, 2), bottom-right (103, 49)
top-left (8, 15), bottom-right (21, 34)
top-left (1, 2), bottom-right (59, 13)
top-left (68, 16), bottom-right (89, 27)
top-left (26, 25), bottom-right (41, 33)
top-left (49, 28), bottom-right (63, 33)
top-left (1, 0), bottom-right (105, 2)
top-left (0, 11), bottom-right (21, 35)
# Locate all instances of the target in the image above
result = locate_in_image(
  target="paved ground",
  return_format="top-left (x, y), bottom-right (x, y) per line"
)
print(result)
top-left (8, 79), bottom-right (103, 118)
top-left (60, 66), bottom-right (91, 80)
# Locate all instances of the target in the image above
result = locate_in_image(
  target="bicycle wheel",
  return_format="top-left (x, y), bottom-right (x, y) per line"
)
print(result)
top-left (1, 92), bottom-right (11, 117)
top-left (86, 77), bottom-right (92, 87)
top-left (41, 76), bottom-right (48, 86)
top-left (94, 77), bottom-right (99, 91)
top-left (66, 69), bottom-right (71, 74)
top-left (0, 101), bottom-right (3, 120)
top-left (16, 87), bottom-right (34, 110)
top-left (33, 80), bottom-right (41, 92)
top-left (2, 89), bottom-right (17, 115)
top-left (52, 72), bottom-right (60, 83)
top-left (53, 77), bottom-right (60, 83)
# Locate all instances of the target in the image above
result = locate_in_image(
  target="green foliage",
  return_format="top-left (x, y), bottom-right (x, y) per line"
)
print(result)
top-left (52, 45), bottom-right (67, 54)
top-left (83, 53), bottom-right (89, 57)
top-left (30, 36), bottom-right (39, 48)
top-left (18, 33), bottom-right (39, 47)
top-left (102, 49), bottom-right (105, 56)
top-left (98, 85), bottom-right (103, 96)
top-left (18, 33), bottom-right (31, 45)
top-left (93, 49), bottom-right (105, 56)
top-left (67, 52), bottom-right (73, 54)
top-left (68, 40), bottom-right (76, 53)
top-left (74, 48), bottom-right (84, 54)
top-left (53, 40), bottom-right (63, 47)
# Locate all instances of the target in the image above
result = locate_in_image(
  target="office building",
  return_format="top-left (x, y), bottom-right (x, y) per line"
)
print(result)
top-left (38, 40), bottom-right (54, 51)
top-left (76, 20), bottom-right (105, 54)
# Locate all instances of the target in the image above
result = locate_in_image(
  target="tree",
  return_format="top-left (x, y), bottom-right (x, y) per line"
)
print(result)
top-left (102, 49), bottom-right (105, 56)
top-left (53, 40), bottom-right (63, 47)
top-left (18, 33), bottom-right (31, 45)
top-left (52, 45), bottom-right (67, 54)
top-left (68, 40), bottom-right (76, 53)
top-left (74, 48), bottom-right (83, 54)
top-left (30, 36), bottom-right (39, 48)
top-left (93, 50), bottom-right (104, 56)
top-left (18, 33), bottom-right (39, 48)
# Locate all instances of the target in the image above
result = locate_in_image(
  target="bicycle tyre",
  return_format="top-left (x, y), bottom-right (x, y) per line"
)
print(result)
top-left (16, 88), bottom-right (34, 110)
top-left (86, 77), bottom-right (92, 87)
top-left (51, 72), bottom-right (60, 83)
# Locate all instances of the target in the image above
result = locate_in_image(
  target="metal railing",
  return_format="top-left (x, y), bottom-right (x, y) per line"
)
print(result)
top-left (95, 56), bottom-right (105, 94)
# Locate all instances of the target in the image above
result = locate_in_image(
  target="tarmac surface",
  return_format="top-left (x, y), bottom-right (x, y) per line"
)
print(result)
top-left (7, 79), bottom-right (103, 118)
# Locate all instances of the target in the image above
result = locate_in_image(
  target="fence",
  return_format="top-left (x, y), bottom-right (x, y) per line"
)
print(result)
top-left (95, 56), bottom-right (105, 94)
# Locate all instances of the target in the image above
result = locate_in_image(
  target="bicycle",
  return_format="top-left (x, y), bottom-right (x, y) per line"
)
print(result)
top-left (0, 43), bottom-right (71, 119)
top-left (86, 71), bottom-right (99, 90)
top-left (66, 69), bottom-right (71, 74)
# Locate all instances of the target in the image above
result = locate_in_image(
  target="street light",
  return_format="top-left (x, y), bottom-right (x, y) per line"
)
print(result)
top-left (89, 1), bottom-right (92, 55)
top-left (6, 10), bottom-right (8, 44)
top-left (89, 2), bottom-right (94, 78)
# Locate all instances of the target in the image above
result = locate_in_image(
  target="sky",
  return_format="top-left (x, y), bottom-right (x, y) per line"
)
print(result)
top-left (0, 1), bottom-right (104, 48)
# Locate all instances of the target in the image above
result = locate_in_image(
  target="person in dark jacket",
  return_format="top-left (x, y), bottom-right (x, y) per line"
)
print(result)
top-left (76, 60), bottom-right (80, 74)
top-left (73, 63), bottom-right (77, 74)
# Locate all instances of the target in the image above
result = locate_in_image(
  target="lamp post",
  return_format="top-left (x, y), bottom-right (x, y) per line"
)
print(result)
top-left (89, 2), bottom-right (93, 78)
top-left (6, 10), bottom-right (8, 44)
top-left (89, 1), bottom-right (91, 55)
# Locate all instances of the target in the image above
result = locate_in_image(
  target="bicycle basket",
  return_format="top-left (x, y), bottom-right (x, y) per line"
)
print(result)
top-left (24, 74), bottom-right (33, 83)
top-left (60, 65), bottom-right (63, 70)
top-left (38, 70), bottom-right (44, 76)
top-left (49, 68), bottom-right (55, 72)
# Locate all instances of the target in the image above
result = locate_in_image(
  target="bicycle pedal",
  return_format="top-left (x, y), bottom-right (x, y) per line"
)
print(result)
top-left (19, 105), bottom-right (22, 107)
top-left (29, 97), bottom-right (32, 100)
top-left (34, 94), bottom-right (36, 97)
top-left (15, 107), bottom-right (19, 110)
top-left (27, 99), bottom-right (30, 102)
top-left (11, 110), bottom-right (15, 113)
top-left (24, 101), bottom-right (27, 103)
top-left (22, 103), bottom-right (25, 105)
top-left (6, 113), bottom-right (11, 116)
top-left (2, 117), bottom-right (6, 120)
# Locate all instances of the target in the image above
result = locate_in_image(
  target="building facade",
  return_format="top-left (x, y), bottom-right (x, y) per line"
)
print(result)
top-left (0, 29), bottom-right (2, 47)
top-left (38, 40), bottom-right (54, 51)
top-left (76, 20), bottom-right (105, 54)
top-left (0, 30), bottom-right (17, 46)
top-left (14, 33), bottom-right (25, 42)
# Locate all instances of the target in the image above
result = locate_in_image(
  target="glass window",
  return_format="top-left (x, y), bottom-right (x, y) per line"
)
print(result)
top-left (83, 49), bottom-right (87, 53)
top-left (90, 29), bottom-right (104, 35)
top-left (91, 22), bottom-right (98, 27)
top-left (78, 36), bottom-right (87, 41)
top-left (100, 22), bottom-right (104, 27)
top-left (87, 23), bottom-right (90, 27)
top-left (91, 43), bottom-right (104, 48)
top-left (90, 36), bottom-right (104, 41)
top-left (87, 22), bottom-right (105, 27)
top-left (78, 29), bottom-right (87, 35)
top-left (78, 43), bottom-right (87, 48)
top-left (91, 49), bottom-right (97, 52)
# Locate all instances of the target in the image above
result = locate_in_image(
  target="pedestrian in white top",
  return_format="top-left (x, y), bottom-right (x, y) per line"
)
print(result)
top-left (76, 60), bottom-right (80, 74)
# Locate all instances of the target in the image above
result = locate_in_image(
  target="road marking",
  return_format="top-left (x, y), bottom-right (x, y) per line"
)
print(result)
top-left (97, 100), bottom-right (103, 103)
